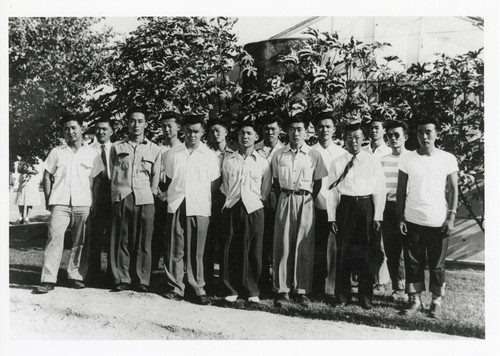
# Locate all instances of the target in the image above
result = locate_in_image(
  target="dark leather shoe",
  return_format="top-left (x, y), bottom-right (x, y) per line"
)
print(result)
top-left (68, 279), bottom-right (85, 289)
top-left (297, 295), bottom-right (311, 307)
top-left (35, 283), bottom-right (55, 294)
top-left (136, 284), bottom-right (149, 293)
top-left (360, 301), bottom-right (373, 310)
top-left (112, 283), bottom-right (131, 292)
top-left (162, 292), bottom-right (182, 301)
top-left (428, 303), bottom-right (442, 319)
top-left (274, 292), bottom-right (290, 307)
top-left (403, 300), bottom-right (424, 316)
top-left (195, 295), bottom-right (211, 306)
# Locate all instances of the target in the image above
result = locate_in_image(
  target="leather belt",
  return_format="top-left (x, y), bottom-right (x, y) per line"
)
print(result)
top-left (282, 189), bottom-right (310, 196)
top-left (341, 194), bottom-right (372, 201)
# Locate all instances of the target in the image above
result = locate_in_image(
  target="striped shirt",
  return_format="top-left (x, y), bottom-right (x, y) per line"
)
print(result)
top-left (380, 150), bottom-right (408, 202)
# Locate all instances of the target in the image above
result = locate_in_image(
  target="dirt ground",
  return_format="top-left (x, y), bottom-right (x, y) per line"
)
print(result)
top-left (9, 285), bottom-right (468, 340)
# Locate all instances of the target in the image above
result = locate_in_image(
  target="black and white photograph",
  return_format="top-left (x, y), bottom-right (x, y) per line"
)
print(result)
top-left (2, 0), bottom-right (499, 354)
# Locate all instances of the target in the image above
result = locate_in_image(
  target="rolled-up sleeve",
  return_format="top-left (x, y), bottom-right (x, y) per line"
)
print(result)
top-left (372, 159), bottom-right (386, 221)
top-left (260, 160), bottom-right (272, 201)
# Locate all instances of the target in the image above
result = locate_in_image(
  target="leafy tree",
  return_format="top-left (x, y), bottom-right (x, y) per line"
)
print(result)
top-left (89, 17), bottom-right (246, 140)
top-left (9, 17), bottom-right (114, 166)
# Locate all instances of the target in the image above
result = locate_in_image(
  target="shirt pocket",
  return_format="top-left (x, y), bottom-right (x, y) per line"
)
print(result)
top-left (249, 170), bottom-right (261, 194)
top-left (79, 160), bottom-right (94, 178)
top-left (298, 160), bottom-right (314, 183)
top-left (140, 154), bottom-right (154, 177)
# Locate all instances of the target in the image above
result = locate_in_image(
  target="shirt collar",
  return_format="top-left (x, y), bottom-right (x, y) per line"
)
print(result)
top-left (284, 143), bottom-right (310, 154)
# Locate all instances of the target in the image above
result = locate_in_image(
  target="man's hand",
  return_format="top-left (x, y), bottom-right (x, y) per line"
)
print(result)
top-left (399, 220), bottom-right (407, 235)
top-left (158, 191), bottom-right (168, 202)
top-left (373, 220), bottom-right (381, 232)
top-left (45, 203), bottom-right (52, 212)
top-left (330, 222), bottom-right (338, 234)
top-left (442, 218), bottom-right (455, 236)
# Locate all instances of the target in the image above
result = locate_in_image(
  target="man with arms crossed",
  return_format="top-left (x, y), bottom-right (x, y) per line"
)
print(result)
top-left (310, 112), bottom-right (346, 298)
top-left (327, 123), bottom-right (386, 309)
top-left (36, 114), bottom-right (104, 293)
top-left (220, 121), bottom-right (272, 303)
top-left (272, 114), bottom-right (328, 306)
top-left (109, 106), bottom-right (162, 293)
top-left (380, 120), bottom-right (409, 302)
top-left (162, 115), bottom-right (220, 305)
top-left (397, 118), bottom-right (458, 318)
top-left (255, 115), bottom-right (284, 293)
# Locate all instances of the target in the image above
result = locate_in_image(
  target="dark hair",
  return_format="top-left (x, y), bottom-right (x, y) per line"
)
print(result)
top-left (95, 117), bottom-right (114, 129)
top-left (286, 113), bottom-right (310, 128)
top-left (161, 111), bottom-right (181, 124)
top-left (313, 112), bottom-right (335, 126)
top-left (385, 120), bottom-right (408, 134)
top-left (207, 118), bottom-right (228, 129)
top-left (126, 106), bottom-right (148, 120)
top-left (343, 122), bottom-right (364, 136)
top-left (370, 117), bottom-right (386, 128)
top-left (416, 117), bottom-right (441, 131)
top-left (183, 114), bottom-right (205, 127)
top-left (60, 112), bottom-right (83, 127)
top-left (237, 120), bottom-right (258, 133)
top-left (261, 114), bottom-right (283, 127)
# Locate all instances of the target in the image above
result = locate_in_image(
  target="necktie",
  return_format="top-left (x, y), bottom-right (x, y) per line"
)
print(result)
top-left (330, 153), bottom-right (356, 189)
top-left (101, 144), bottom-right (108, 178)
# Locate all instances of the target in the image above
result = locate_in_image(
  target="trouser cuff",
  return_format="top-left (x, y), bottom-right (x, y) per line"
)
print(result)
top-left (406, 282), bottom-right (425, 294)
top-left (429, 282), bottom-right (446, 297)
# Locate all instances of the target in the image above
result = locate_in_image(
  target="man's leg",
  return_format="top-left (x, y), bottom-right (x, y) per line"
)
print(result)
top-left (402, 222), bottom-right (427, 314)
top-left (164, 201), bottom-right (187, 297)
top-left (110, 194), bottom-right (134, 286)
top-left (273, 193), bottom-right (293, 294)
top-left (294, 195), bottom-right (315, 295)
top-left (382, 202), bottom-right (406, 296)
top-left (185, 215), bottom-right (209, 297)
top-left (313, 208), bottom-right (329, 295)
top-left (244, 207), bottom-right (264, 298)
top-left (135, 203), bottom-right (155, 286)
top-left (151, 197), bottom-right (167, 271)
top-left (66, 206), bottom-right (90, 282)
top-left (426, 226), bottom-right (449, 317)
top-left (260, 207), bottom-right (276, 293)
top-left (221, 204), bottom-right (241, 297)
top-left (40, 205), bottom-right (71, 284)
top-left (324, 230), bottom-right (338, 298)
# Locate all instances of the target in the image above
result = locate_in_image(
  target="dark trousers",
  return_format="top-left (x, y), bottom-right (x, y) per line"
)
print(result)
top-left (404, 222), bottom-right (448, 296)
top-left (221, 201), bottom-right (264, 298)
top-left (259, 207), bottom-right (276, 292)
top-left (110, 193), bottom-right (155, 286)
top-left (151, 197), bottom-right (168, 271)
top-left (337, 196), bottom-right (382, 305)
top-left (382, 201), bottom-right (405, 291)
top-left (89, 180), bottom-right (112, 279)
top-left (164, 200), bottom-right (209, 297)
top-left (204, 190), bottom-right (225, 285)
top-left (312, 208), bottom-right (329, 294)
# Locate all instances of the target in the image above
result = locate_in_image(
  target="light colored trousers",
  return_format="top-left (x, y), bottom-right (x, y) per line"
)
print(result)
top-left (273, 193), bottom-right (315, 294)
top-left (41, 205), bottom-right (90, 283)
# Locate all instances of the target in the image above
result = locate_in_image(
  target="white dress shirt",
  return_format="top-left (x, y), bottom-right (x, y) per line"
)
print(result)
top-left (255, 140), bottom-right (284, 163)
top-left (164, 142), bottom-right (220, 216)
top-left (91, 141), bottom-right (112, 178)
top-left (44, 144), bottom-right (104, 207)
top-left (326, 150), bottom-right (386, 222)
top-left (311, 141), bottom-right (347, 210)
top-left (221, 149), bottom-right (272, 214)
top-left (362, 141), bottom-right (392, 159)
top-left (272, 143), bottom-right (328, 193)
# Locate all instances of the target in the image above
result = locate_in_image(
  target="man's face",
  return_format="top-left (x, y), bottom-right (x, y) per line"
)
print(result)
top-left (344, 128), bottom-right (364, 155)
top-left (184, 123), bottom-right (204, 148)
top-left (370, 121), bottom-right (385, 141)
top-left (161, 118), bottom-right (180, 140)
top-left (209, 124), bottom-right (227, 144)
top-left (63, 120), bottom-right (83, 144)
top-left (315, 119), bottom-right (335, 143)
top-left (386, 127), bottom-right (407, 149)
top-left (128, 112), bottom-right (147, 137)
top-left (287, 122), bottom-right (306, 147)
top-left (417, 123), bottom-right (438, 149)
top-left (263, 121), bottom-right (280, 145)
top-left (238, 126), bottom-right (259, 149)
top-left (95, 122), bottom-right (113, 144)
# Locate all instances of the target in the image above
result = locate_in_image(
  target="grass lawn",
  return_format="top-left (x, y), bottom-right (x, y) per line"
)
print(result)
top-left (10, 227), bottom-right (484, 339)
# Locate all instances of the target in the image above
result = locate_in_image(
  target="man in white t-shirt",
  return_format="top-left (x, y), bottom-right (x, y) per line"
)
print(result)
top-left (161, 115), bottom-right (221, 305)
top-left (380, 120), bottom-right (410, 302)
top-left (397, 118), bottom-right (459, 318)
top-left (310, 112), bottom-right (346, 298)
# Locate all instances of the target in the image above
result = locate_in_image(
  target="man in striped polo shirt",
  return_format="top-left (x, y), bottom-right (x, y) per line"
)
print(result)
top-left (380, 120), bottom-right (409, 302)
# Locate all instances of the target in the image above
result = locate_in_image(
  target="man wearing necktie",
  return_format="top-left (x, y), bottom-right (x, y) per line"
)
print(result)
top-left (88, 118), bottom-right (114, 284)
top-left (327, 123), bottom-right (386, 309)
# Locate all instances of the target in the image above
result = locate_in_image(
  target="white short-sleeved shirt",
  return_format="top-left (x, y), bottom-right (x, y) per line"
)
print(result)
top-left (398, 149), bottom-right (459, 227)
top-left (362, 141), bottom-right (392, 159)
top-left (164, 143), bottom-right (220, 216)
top-left (272, 143), bottom-right (328, 193)
top-left (221, 150), bottom-right (272, 214)
top-left (311, 142), bottom-right (347, 210)
top-left (44, 144), bottom-right (104, 207)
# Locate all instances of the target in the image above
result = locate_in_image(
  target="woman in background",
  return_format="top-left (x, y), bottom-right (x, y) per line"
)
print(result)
top-left (15, 160), bottom-right (42, 224)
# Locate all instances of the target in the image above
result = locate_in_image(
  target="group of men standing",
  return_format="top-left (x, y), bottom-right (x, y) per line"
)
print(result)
top-left (34, 106), bottom-right (458, 319)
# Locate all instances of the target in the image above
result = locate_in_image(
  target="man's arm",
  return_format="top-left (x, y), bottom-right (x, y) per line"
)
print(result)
top-left (396, 170), bottom-right (409, 235)
top-left (372, 160), bottom-right (386, 232)
top-left (312, 179), bottom-right (322, 200)
top-left (442, 171), bottom-right (458, 235)
top-left (150, 148), bottom-right (162, 196)
top-left (272, 178), bottom-right (281, 202)
top-left (211, 176), bottom-right (222, 197)
top-left (43, 170), bottom-right (53, 211)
